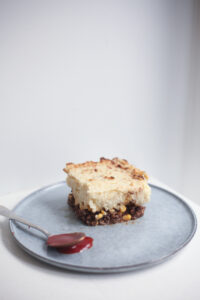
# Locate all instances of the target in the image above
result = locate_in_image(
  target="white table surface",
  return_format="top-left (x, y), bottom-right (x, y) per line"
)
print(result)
top-left (0, 179), bottom-right (199, 300)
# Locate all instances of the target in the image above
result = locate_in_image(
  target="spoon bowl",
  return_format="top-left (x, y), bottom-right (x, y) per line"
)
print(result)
top-left (47, 232), bottom-right (85, 247)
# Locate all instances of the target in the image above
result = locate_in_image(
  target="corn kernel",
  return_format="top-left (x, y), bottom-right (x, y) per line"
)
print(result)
top-left (95, 213), bottom-right (103, 220)
top-left (120, 205), bottom-right (126, 213)
top-left (101, 210), bottom-right (106, 215)
top-left (123, 214), bottom-right (131, 221)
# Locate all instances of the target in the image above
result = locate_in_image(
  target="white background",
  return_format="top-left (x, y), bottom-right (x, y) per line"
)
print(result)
top-left (0, 0), bottom-right (199, 203)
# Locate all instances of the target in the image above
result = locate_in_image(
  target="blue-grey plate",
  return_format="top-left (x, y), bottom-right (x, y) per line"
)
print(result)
top-left (9, 181), bottom-right (197, 273)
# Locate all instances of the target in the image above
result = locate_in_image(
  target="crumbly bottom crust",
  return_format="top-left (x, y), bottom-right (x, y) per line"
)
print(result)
top-left (68, 193), bottom-right (145, 226)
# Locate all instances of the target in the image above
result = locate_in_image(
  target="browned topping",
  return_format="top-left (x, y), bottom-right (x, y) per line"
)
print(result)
top-left (131, 169), bottom-right (148, 180)
top-left (104, 176), bottom-right (115, 180)
top-left (88, 179), bottom-right (93, 181)
top-left (63, 157), bottom-right (149, 181)
top-left (100, 157), bottom-right (109, 162)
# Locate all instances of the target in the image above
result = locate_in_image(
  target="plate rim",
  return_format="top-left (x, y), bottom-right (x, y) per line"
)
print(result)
top-left (9, 181), bottom-right (198, 273)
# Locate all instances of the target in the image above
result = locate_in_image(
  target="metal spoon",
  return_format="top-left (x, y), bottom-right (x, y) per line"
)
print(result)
top-left (0, 205), bottom-right (85, 248)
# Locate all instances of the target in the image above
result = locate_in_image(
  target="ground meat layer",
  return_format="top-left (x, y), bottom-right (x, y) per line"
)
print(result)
top-left (68, 193), bottom-right (145, 226)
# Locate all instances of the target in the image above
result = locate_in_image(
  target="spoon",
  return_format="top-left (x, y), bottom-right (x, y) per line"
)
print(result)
top-left (0, 205), bottom-right (85, 248)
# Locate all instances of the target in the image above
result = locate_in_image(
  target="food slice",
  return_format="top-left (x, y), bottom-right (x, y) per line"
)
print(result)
top-left (63, 157), bottom-right (151, 226)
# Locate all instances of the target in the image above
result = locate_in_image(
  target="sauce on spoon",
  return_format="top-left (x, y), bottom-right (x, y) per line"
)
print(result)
top-left (47, 232), bottom-right (85, 248)
top-left (47, 232), bottom-right (93, 254)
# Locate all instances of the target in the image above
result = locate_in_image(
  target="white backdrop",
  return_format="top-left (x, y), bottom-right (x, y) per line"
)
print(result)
top-left (0, 0), bottom-right (199, 203)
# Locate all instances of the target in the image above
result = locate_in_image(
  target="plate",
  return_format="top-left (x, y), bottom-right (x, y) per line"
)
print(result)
top-left (9, 181), bottom-right (197, 273)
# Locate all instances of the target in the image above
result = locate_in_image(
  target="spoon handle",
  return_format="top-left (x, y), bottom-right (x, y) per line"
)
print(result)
top-left (0, 205), bottom-right (50, 238)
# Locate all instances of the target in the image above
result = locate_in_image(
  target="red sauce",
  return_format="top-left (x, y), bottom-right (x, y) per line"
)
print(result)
top-left (57, 236), bottom-right (93, 254)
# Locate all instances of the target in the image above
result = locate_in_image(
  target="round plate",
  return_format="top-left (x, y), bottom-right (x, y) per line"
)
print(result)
top-left (10, 181), bottom-right (197, 273)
